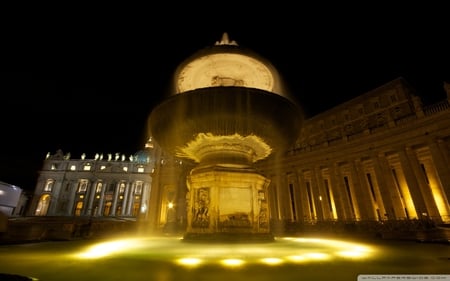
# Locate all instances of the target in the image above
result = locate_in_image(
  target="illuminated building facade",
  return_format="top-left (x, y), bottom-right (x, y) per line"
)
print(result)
top-left (27, 38), bottom-right (450, 235)
top-left (27, 142), bottom-right (157, 219)
top-left (259, 78), bottom-right (450, 226)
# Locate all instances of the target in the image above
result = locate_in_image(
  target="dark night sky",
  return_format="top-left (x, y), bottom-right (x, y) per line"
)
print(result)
top-left (1, 4), bottom-right (449, 191)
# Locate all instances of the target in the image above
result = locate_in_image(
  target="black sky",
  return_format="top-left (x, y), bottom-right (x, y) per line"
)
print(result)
top-left (1, 5), bottom-right (449, 191)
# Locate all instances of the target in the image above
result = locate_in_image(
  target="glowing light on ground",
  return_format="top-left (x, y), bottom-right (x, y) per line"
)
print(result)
top-left (220, 258), bottom-right (246, 267)
top-left (304, 252), bottom-right (331, 260)
top-left (74, 239), bottom-right (138, 259)
top-left (260, 257), bottom-right (283, 265)
top-left (176, 257), bottom-right (203, 267)
top-left (1, 236), bottom-right (448, 281)
top-left (72, 236), bottom-right (376, 267)
top-left (286, 255), bottom-right (306, 263)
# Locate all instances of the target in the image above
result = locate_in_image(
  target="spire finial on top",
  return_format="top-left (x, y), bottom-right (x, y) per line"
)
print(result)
top-left (215, 32), bottom-right (238, 46)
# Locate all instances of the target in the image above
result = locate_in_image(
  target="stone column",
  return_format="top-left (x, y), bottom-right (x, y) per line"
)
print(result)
top-left (66, 180), bottom-right (77, 216)
top-left (110, 183), bottom-right (119, 216)
top-left (125, 182), bottom-right (134, 216)
top-left (373, 153), bottom-right (398, 220)
top-left (294, 170), bottom-right (306, 222)
top-left (120, 182), bottom-right (130, 216)
top-left (286, 172), bottom-right (299, 222)
top-left (429, 139), bottom-right (450, 203)
top-left (97, 182), bottom-right (106, 216)
top-left (399, 147), bottom-right (435, 218)
top-left (352, 159), bottom-right (376, 220)
top-left (329, 162), bottom-right (351, 220)
top-left (300, 169), bottom-right (315, 222)
top-left (308, 167), bottom-right (321, 221)
top-left (314, 166), bottom-right (331, 220)
top-left (84, 180), bottom-right (97, 216)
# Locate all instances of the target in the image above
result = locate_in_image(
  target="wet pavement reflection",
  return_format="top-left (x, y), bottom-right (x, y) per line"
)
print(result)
top-left (0, 236), bottom-right (448, 281)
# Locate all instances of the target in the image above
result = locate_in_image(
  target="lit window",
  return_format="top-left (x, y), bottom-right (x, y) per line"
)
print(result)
top-left (51, 164), bottom-right (57, 170)
top-left (44, 180), bottom-right (54, 192)
top-left (138, 167), bottom-right (144, 173)
top-left (96, 182), bottom-right (103, 193)
top-left (123, 167), bottom-right (128, 172)
top-left (78, 180), bottom-right (88, 192)
top-left (135, 182), bottom-right (143, 194)
top-left (83, 164), bottom-right (91, 171)
top-left (100, 165), bottom-right (106, 170)
top-left (119, 183), bottom-right (126, 193)
top-left (70, 165), bottom-right (76, 171)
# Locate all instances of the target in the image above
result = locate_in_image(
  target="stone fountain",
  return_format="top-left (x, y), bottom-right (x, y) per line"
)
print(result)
top-left (148, 33), bottom-right (303, 241)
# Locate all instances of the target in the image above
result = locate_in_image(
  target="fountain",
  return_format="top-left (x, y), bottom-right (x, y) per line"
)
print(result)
top-left (1, 33), bottom-right (449, 281)
top-left (148, 33), bottom-right (303, 241)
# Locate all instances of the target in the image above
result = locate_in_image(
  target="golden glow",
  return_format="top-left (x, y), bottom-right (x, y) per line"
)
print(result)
top-left (337, 248), bottom-right (369, 258)
top-left (175, 53), bottom-right (279, 95)
top-left (74, 240), bottom-right (138, 259)
top-left (220, 259), bottom-right (245, 267)
top-left (304, 252), bottom-right (330, 260)
top-left (429, 182), bottom-right (450, 221)
top-left (176, 133), bottom-right (272, 163)
top-left (176, 258), bottom-right (203, 267)
top-left (286, 255), bottom-right (306, 263)
top-left (260, 257), bottom-right (283, 265)
top-left (72, 236), bottom-right (376, 267)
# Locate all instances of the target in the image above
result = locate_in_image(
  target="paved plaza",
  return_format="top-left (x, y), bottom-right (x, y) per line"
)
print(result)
top-left (0, 235), bottom-right (448, 281)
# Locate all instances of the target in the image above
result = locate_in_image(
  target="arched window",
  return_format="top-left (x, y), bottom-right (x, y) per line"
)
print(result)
top-left (34, 194), bottom-right (51, 216)
top-left (44, 180), bottom-right (54, 192)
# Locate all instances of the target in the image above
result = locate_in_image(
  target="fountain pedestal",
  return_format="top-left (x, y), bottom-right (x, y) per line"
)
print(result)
top-left (184, 164), bottom-right (272, 241)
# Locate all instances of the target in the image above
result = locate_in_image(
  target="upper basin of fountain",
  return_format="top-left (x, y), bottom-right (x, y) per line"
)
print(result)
top-left (148, 33), bottom-right (303, 163)
top-left (149, 87), bottom-right (303, 162)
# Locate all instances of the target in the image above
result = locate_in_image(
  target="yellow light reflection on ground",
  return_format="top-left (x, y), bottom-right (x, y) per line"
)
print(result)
top-left (260, 257), bottom-right (284, 265)
top-left (74, 239), bottom-right (142, 259)
top-left (285, 255), bottom-right (306, 263)
top-left (220, 258), bottom-right (245, 267)
top-left (73, 236), bottom-right (377, 268)
top-left (303, 252), bottom-right (331, 260)
top-left (176, 257), bottom-right (203, 267)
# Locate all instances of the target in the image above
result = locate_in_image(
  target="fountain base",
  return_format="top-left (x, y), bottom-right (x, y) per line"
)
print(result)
top-left (184, 164), bottom-right (272, 241)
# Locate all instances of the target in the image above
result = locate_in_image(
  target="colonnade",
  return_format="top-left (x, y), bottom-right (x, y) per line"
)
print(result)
top-left (269, 141), bottom-right (450, 224)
